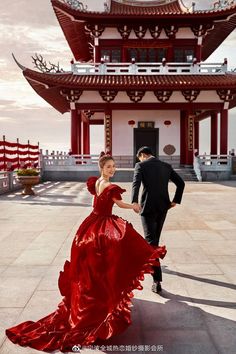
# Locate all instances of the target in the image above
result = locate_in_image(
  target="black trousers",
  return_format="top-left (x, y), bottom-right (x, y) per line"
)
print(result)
top-left (141, 210), bottom-right (167, 282)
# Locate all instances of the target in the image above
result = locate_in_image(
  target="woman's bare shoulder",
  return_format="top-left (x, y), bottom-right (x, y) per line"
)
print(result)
top-left (95, 179), bottom-right (111, 195)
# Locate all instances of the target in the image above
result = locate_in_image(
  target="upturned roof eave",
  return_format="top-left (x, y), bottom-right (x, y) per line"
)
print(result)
top-left (22, 67), bottom-right (236, 91)
top-left (51, 0), bottom-right (236, 62)
top-left (51, 0), bottom-right (236, 21)
top-left (15, 66), bottom-right (236, 112)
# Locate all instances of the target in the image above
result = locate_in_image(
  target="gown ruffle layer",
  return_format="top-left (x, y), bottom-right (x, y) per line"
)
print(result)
top-left (6, 177), bottom-right (166, 352)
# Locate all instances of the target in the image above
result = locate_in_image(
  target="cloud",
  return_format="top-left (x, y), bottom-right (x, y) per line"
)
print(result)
top-left (0, 79), bottom-right (51, 110)
top-left (0, 116), bottom-right (15, 122)
top-left (0, 24), bottom-right (71, 75)
top-left (0, 106), bottom-right (70, 149)
top-left (0, 0), bottom-right (57, 27)
top-left (0, 99), bottom-right (16, 106)
top-left (207, 32), bottom-right (236, 69)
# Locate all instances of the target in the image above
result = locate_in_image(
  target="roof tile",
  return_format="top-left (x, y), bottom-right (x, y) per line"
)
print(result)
top-left (24, 68), bottom-right (236, 90)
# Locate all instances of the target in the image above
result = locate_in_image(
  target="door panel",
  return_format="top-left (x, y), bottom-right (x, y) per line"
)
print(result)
top-left (133, 128), bottom-right (159, 165)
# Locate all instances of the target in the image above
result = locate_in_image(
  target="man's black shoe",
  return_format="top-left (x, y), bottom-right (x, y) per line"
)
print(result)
top-left (152, 281), bottom-right (162, 293)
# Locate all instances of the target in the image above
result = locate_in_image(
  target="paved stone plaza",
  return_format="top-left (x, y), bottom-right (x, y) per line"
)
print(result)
top-left (0, 180), bottom-right (236, 354)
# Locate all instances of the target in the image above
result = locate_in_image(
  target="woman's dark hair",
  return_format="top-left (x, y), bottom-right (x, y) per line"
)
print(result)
top-left (136, 146), bottom-right (153, 157)
top-left (98, 152), bottom-right (114, 169)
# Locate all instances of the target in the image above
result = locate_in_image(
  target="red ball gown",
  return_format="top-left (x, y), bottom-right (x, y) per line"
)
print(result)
top-left (6, 177), bottom-right (166, 352)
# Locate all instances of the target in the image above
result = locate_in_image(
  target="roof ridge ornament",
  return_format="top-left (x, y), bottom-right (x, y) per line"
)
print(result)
top-left (213, 0), bottom-right (235, 10)
top-left (104, 0), bottom-right (110, 12)
top-left (32, 54), bottom-right (64, 73)
top-left (61, 0), bottom-right (88, 11)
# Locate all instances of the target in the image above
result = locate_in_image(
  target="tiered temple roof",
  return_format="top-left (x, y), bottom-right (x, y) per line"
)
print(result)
top-left (52, 0), bottom-right (236, 61)
top-left (13, 0), bottom-right (236, 114)
top-left (15, 64), bottom-right (236, 113)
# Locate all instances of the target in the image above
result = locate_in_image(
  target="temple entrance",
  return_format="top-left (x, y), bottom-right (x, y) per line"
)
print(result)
top-left (133, 128), bottom-right (159, 165)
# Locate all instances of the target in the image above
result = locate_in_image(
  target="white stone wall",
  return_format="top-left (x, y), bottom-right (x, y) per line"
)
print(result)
top-left (112, 110), bottom-right (180, 156)
top-left (80, 91), bottom-right (104, 103)
top-left (77, 90), bottom-right (223, 104)
top-left (175, 27), bottom-right (195, 39)
top-left (101, 28), bottom-right (121, 40)
top-left (100, 27), bottom-right (195, 40)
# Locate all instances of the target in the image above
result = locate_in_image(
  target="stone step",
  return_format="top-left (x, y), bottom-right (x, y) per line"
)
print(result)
top-left (175, 168), bottom-right (199, 182)
top-left (112, 168), bottom-right (199, 182)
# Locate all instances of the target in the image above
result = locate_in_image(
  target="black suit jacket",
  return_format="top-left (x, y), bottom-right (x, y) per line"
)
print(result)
top-left (131, 157), bottom-right (185, 215)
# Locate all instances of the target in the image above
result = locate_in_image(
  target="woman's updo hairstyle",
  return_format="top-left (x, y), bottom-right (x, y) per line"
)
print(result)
top-left (98, 151), bottom-right (114, 169)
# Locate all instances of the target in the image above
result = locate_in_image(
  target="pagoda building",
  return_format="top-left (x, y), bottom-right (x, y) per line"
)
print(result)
top-left (15, 0), bottom-right (236, 167)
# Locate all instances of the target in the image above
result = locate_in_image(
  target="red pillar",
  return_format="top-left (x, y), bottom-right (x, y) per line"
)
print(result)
top-left (220, 109), bottom-right (228, 155)
top-left (95, 38), bottom-right (100, 62)
top-left (196, 42), bottom-right (202, 62)
top-left (210, 111), bottom-right (218, 155)
top-left (71, 109), bottom-right (81, 154)
top-left (180, 111), bottom-right (194, 166)
top-left (194, 121), bottom-right (199, 154)
top-left (77, 111), bottom-right (82, 155)
top-left (196, 45), bottom-right (202, 62)
top-left (180, 111), bottom-right (187, 165)
top-left (186, 112), bottom-right (194, 166)
top-left (104, 107), bottom-right (112, 154)
top-left (83, 121), bottom-right (90, 155)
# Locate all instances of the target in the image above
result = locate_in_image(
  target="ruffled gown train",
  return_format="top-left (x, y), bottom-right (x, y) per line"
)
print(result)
top-left (6, 177), bottom-right (166, 352)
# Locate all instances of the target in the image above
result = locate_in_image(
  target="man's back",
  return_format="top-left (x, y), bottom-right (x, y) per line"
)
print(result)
top-left (132, 157), bottom-right (185, 215)
top-left (131, 147), bottom-right (185, 290)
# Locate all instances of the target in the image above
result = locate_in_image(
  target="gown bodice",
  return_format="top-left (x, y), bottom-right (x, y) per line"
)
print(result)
top-left (87, 176), bottom-right (126, 216)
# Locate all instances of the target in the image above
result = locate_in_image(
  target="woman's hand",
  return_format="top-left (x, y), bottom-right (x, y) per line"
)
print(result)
top-left (132, 202), bottom-right (141, 213)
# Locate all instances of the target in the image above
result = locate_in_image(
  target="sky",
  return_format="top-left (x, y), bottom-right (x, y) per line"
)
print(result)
top-left (0, 0), bottom-right (236, 154)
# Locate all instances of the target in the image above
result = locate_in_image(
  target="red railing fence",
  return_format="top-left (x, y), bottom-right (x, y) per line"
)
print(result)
top-left (0, 135), bottom-right (40, 171)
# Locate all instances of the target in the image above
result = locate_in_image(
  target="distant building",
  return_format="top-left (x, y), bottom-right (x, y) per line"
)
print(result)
top-left (16, 0), bottom-right (236, 167)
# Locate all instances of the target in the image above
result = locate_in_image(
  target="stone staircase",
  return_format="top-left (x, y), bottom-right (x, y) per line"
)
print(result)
top-left (112, 167), bottom-right (199, 182)
top-left (175, 168), bottom-right (199, 182)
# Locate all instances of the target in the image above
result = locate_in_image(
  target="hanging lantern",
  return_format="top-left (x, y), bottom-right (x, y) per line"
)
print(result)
top-left (164, 120), bottom-right (171, 127)
top-left (128, 120), bottom-right (135, 127)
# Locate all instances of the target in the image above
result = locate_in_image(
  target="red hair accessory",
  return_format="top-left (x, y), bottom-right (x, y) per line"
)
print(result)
top-left (99, 151), bottom-right (106, 159)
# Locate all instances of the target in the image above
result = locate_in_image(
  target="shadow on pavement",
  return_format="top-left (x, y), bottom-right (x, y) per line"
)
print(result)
top-left (85, 297), bottom-right (236, 354)
top-left (162, 266), bottom-right (236, 292)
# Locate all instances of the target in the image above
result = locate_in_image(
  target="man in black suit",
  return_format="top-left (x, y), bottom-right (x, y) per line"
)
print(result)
top-left (131, 146), bottom-right (185, 293)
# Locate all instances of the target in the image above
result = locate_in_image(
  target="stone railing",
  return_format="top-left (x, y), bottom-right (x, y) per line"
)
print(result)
top-left (193, 155), bottom-right (202, 181)
top-left (197, 155), bottom-right (232, 171)
top-left (0, 171), bottom-right (21, 195)
top-left (41, 154), bottom-right (100, 171)
top-left (196, 154), bottom-right (232, 181)
top-left (71, 61), bottom-right (228, 76)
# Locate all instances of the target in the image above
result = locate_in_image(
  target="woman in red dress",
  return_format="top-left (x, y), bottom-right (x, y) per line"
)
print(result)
top-left (6, 154), bottom-right (166, 352)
